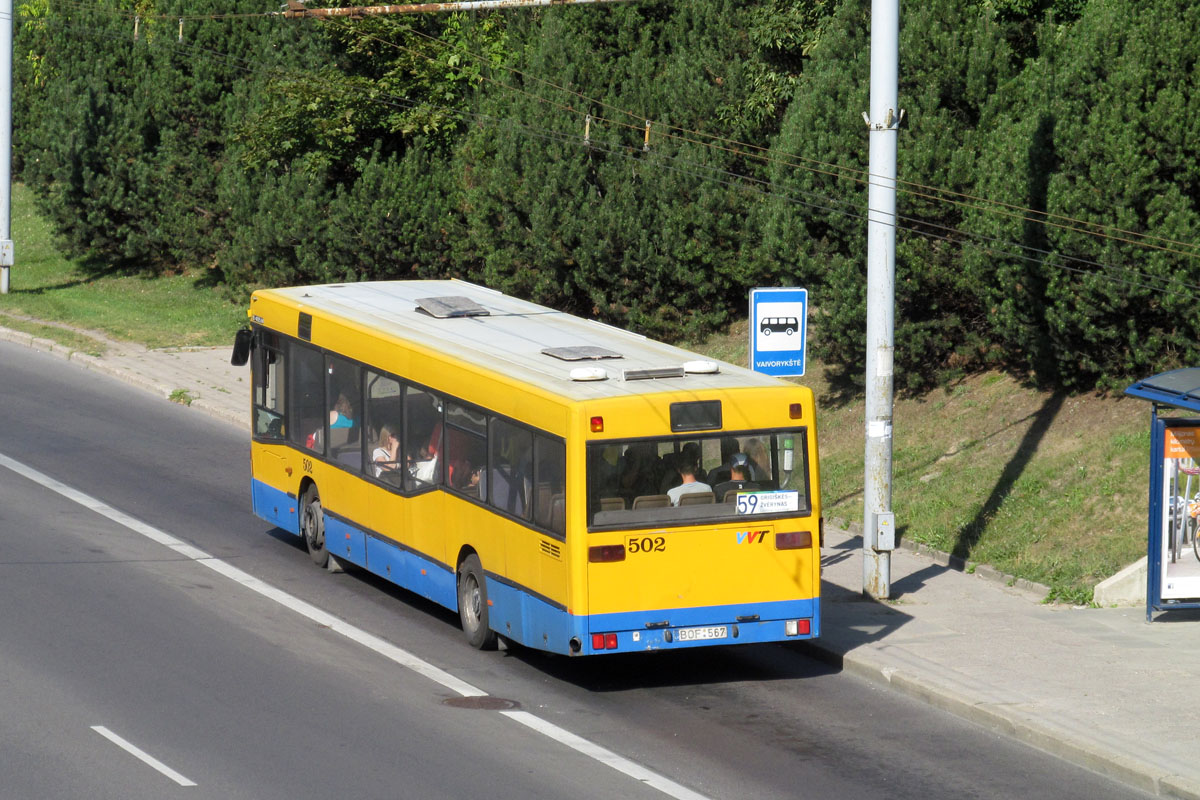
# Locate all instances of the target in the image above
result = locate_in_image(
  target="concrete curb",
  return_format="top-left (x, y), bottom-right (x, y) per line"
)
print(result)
top-left (802, 631), bottom-right (1200, 800)
top-left (828, 516), bottom-right (1053, 601)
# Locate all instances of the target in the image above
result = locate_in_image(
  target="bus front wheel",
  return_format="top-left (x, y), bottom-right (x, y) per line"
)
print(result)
top-left (457, 554), bottom-right (498, 650)
top-left (301, 485), bottom-right (329, 569)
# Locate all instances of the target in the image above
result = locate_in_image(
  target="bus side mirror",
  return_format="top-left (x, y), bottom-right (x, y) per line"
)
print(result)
top-left (231, 327), bottom-right (253, 366)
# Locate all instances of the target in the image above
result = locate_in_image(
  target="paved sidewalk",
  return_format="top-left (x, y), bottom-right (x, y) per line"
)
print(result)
top-left (5, 323), bottom-right (1199, 799)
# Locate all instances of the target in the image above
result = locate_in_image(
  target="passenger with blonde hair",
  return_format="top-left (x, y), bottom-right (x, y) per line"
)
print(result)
top-left (372, 424), bottom-right (400, 477)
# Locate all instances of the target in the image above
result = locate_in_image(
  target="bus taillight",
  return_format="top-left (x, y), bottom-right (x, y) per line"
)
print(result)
top-left (592, 633), bottom-right (618, 650)
top-left (775, 531), bottom-right (812, 550)
top-left (789, 403), bottom-right (803, 419)
top-left (589, 544), bottom-right (626, 562)
top-left (785, 619), bottom-right (811, 636)
top-left (590, 416), bottom-right (604, 432)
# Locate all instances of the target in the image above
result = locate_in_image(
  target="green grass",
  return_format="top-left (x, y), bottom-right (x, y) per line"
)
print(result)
top-left (0, 185), bottom-right (246, 349)
top-left (689, 325), bottom-right (1149, 605)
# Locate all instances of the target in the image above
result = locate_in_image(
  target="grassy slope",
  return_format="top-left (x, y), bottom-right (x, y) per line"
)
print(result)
top-left (0, 186), bottom-right (1149, 604)
top-left (693, 321), bottom-right (1150, 605)
top-left (0, 184), bottom-right (245, 349)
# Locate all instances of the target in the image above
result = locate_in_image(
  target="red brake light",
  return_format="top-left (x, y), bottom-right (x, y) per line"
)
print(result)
top-left (797, 618), bottom-right (811, 635)
top-left (591, 632), bottom-right (619, 650)
top-left (589, 544), bottom-right (626, 563)
top-left (590, 416), bottom-right (604, 432)
top-left (775, 531), bottom-right (813, 550)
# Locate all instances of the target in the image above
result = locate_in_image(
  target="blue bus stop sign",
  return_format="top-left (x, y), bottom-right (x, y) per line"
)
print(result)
top-left (750, 287), bottom-right (808, 377)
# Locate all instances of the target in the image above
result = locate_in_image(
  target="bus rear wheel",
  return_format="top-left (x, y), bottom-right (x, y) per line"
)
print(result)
top-left (457, 554), bottom-right (498, 650)
top-left (301, 485), bottom-right (329, 569)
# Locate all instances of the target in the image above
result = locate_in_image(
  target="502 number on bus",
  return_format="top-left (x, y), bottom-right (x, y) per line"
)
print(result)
top-left (625, 535), bottom-right (666, 554)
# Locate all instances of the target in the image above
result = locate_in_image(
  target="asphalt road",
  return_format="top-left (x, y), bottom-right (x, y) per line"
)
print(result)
top-left (0, 341), bottom-right (1151, 799)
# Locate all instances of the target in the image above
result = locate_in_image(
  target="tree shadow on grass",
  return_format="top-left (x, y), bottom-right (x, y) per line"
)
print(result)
top-left (951, 391), bottom-right (1065, 561)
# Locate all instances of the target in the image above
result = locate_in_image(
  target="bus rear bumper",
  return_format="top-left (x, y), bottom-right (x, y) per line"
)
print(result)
top-left (579, 599), bottom-right (820, 655)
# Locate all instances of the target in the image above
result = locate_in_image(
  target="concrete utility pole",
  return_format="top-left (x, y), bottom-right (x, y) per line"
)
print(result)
top-left (0, 0), bottom-right (12, 294)
top-left (862, 0), bottom-right (902, 599)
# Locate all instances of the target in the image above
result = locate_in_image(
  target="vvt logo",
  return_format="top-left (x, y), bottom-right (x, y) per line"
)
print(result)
top-left (736, 530), bottom-right (769, 544)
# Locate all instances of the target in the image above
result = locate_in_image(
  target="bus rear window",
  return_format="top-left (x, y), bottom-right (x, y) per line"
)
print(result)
top-left (586, 430), bottom-right (810, 528)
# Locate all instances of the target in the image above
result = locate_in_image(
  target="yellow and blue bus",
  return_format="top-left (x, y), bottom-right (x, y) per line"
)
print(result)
top-left (232, 280), bottom-right (821, 655)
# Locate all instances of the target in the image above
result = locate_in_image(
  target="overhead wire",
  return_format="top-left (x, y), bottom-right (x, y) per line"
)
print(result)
top-left (387, 9), bottom-right (1200, 259)
top-left (29, 0), bottom-right (1200, 299)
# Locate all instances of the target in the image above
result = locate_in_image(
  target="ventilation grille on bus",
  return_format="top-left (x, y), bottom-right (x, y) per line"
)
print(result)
top-left (540, 540), bottom-right (562, 560)
top-left (414, 296), bottom-right (490, 318)
top-left (622, 366), bottom-right (686, 381)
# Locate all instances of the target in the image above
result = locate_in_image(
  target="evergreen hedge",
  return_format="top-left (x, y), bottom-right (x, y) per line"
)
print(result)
top-left (14, 0), bottom-right (1200, 391)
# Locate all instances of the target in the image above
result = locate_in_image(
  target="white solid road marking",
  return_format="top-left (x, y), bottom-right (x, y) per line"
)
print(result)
top-left (91, 726), bottom-right (197, 787)
top-left (502, 711), bottom-right (712, 800)
top-left (1, 452), bottom-right (712, 800)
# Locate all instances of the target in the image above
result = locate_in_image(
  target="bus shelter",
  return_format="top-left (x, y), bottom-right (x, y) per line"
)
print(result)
top-left (1125, 368), bottom-right (1200, 620)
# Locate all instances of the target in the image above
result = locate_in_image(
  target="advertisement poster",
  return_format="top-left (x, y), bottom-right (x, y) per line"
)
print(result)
top-left (1161, 426), bottom-right (1200, 599)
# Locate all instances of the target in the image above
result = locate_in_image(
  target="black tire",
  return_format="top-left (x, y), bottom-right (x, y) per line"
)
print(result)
top-left (301, 485), bottom-right (329, 568)
top-left (1193, 519), bottom-right (1200, 563)
top-left (457, 554), bottom-right (497, 650)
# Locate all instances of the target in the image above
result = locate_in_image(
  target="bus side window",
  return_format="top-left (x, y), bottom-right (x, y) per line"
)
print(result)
top-left (444, 401), bottom-right (487, 494)
top-left (365, 371), bottom-right (403, 486)
top-left (488, 418), bottom-right (532, 520)
top-left (289, 342), bottom-right (326, 455)
top-left (404, 386), bottom-right (442, 490)
top-left (533, 436), bottom-right (566, 536)
top-left (326, 355), bottom-right (362, 471)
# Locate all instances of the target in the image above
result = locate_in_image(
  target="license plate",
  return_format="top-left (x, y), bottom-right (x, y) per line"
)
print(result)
top-left (676, 625), bottom-right (728, 642)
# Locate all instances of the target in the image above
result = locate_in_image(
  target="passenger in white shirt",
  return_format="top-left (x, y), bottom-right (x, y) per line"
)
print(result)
top-left (667, 459), bottom-right (712, 505)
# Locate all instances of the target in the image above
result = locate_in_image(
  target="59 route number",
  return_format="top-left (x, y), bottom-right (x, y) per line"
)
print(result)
top-left (625, 535), bottom-right (666, 554)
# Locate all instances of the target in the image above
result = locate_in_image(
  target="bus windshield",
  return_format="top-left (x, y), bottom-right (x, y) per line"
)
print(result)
top-left (587, 430), bottom-right (810, 529)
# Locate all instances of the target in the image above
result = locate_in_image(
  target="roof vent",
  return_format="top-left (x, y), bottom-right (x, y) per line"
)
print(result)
top-left (542, 345), bottom-right (623, 362)
top-left (683, 360), bottom-right (720, 374)
top-left (622, 366), bottom-right (686, 381)
top-left (570, 367), bottom-right (608, 381)
top-left (415, 296), bottom-right (490, 319)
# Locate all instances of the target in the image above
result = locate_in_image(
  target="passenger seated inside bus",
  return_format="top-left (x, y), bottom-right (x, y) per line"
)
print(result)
top-left (706, 436), bottom-right (741, 485)
top-left (618, 443), bottom-right (660, 504)
top-left (660, 442), bottom-right (700, 495)
top-left (372, 424), bottom-right (401, 480)
top-left (743, 437), bottom-right (770, 481)
top-left (712, 454), bottom-right (757, 502)
top-left (465, 466), bottom-right (483, 496)
top-left (667, 454), bottom-right (712, 506)
top-left (329, 394), bottom-right (355, 429)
